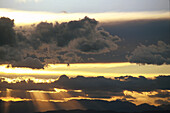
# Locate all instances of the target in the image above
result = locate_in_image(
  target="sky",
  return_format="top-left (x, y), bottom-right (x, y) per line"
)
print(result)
top-left (0, 0), bottom-right (169, 13)
top-left (0, 0), bottom-right (170, 25)
top-left (0, 63), bottom-right (170, 78)
top-left (0, 0), bottom-right (170, 113)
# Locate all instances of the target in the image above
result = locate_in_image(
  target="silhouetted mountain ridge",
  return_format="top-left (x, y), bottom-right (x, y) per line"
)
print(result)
top-left (36, 109), bottom-right (170, 113)
top-left (1, 99), bottom-right (170, 113)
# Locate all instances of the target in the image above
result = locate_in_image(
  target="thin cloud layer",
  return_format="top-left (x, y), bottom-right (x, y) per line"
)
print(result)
top-left (127, 41), bottom-right (170, 65)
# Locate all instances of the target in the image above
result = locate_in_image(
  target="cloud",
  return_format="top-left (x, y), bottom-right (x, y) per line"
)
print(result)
top-left (23, 16), bottom-right (121, 63)
top-left (0, 45), bottom-right (22, 64)
top-left (32, 17), bottom-right (120, 54)
top-left (55, 75), bottom-right (170, 93)
top-left (1, 16), bottom-right (170, 66)
top-left (155, 99), bottom-right (170, 105)
top-left (1, 75), bottom-right (170, 98)
top-left (0, 17), bottom-right (25, 65)
top-left (0, 17), bottom-right (16, 46)
top-left (149, 90), bottom-right (170, 98)
top-left (1, 8), bottom-right (170, 25)
top-left (62, 52), bottom-right (84, 63)
top-left (127, 41), bottom-right (170, 65)
top-left (68, 36), bottom-right (120, 54)
top-left (0, 16), bottom-right (122, 65)
top-left (12, 57), bottom-right (44, 69)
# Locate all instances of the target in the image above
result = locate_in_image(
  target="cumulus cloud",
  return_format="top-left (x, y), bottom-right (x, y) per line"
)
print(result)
top-left (127, 41), bottom-right (170, 65)
top-left (12, 57), bottom-right (44, 69)
top-left (20, 16), bottom-right (121, 64)
top-left (62, 52), bottom-right (84, 63)
top-left (0, 17), bottom-right (24, 65)
top-left (30, 16), bottom-right (121, 54)
top-left (0, 17), bottom-right (16, 46)
top-left (68, 36), bottom-right (119, 54)
top-left (0, 16), bottom-right (122, 66)
top-left (0, 45), bottom-right (22, 64)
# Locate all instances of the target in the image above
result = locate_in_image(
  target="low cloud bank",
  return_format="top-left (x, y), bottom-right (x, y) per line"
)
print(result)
top-left (0, 75), bottom-right (170, 99)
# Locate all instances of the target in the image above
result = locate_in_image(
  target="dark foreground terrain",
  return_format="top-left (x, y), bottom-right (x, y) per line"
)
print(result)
top-left (37, 109), bottom-right (170, 113)
top-left (1, 99), bottom-right (170, 113)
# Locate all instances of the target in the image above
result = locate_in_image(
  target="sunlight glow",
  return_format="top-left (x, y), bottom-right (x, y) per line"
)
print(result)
top-left (3, 89), bottom-right (12, 113)
top-left (0, 76), bottom-right (57, 83)
top-left (0, 97), bottom-right (31, 102)
top-left (0, 8), bottom-right (169, 25)
top-left (0, 63), bottom-right (170, 78)
top-left (54, 88), bottom-right (68, 93)
top-left (124, 90), bottom-right (170, 106)
top-left (29, 91), bottom-right (56, 112)
top-left (1, 88), bottom-right (169, 107)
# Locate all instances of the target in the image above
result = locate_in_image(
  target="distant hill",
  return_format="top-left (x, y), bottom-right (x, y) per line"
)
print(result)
top-left (1, 99), bottom-right (170, 113)
top-left (36, 110), bottom-right (170, 113)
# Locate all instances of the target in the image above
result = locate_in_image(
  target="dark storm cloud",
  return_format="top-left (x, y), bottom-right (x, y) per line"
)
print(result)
top-left (12, 57), bottom-right (44, 69)
top-left (127, 41), bottom-right (170, 65)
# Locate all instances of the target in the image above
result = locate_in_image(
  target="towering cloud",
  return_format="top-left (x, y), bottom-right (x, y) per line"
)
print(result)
top-left (0, 16), bottom-right (122, 67)
top-left (19, 16), bottom-right (121, 64)
top-left (30, 16), bottom-right (121, 53)
top-left (0, 17), bottom-right (23, 64)
top-left (0, 17), bottom-right (16, 46)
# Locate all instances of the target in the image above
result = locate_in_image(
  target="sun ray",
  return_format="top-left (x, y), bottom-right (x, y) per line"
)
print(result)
top-left (29, 91), bottom-right (56, 112)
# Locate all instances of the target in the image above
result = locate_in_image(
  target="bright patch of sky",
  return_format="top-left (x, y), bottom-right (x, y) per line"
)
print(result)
top-left (0, 0), bottom-right (169, 13)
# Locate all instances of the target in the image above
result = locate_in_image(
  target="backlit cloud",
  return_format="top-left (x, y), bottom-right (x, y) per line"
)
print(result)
top-left (127, 41), bottom-right (170, 65)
